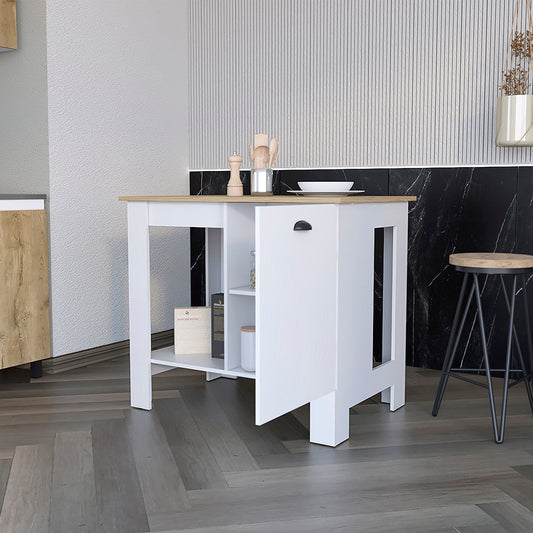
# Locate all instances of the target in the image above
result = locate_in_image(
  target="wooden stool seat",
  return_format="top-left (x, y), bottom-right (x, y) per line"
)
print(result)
top-left (450, 253), bottom-right (533, 270)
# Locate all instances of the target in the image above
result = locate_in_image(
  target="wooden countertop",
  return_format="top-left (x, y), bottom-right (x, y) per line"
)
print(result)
top-left (119, 195), bottom-right (416, 204)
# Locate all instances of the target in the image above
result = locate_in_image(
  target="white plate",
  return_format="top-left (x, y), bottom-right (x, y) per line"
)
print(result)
top-left (287, 190), bottom-right (365, 197)
top-left (298, 181), bottom-right (354, 192)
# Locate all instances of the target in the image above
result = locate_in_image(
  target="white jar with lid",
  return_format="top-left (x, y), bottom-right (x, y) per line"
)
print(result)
top-left (240, 325), bottom-right (255, 371)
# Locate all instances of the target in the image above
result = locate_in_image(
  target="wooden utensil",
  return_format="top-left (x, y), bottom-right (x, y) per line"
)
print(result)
top-left (269, 138), bottom-right (279, 168)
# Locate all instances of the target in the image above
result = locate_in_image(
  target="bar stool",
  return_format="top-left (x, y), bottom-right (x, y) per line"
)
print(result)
top-left (432, 253), bottom-right (533, 443)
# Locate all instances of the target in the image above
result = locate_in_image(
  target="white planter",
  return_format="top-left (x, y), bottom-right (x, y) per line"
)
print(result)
top-left (496, 95), bottom-right (533, 146)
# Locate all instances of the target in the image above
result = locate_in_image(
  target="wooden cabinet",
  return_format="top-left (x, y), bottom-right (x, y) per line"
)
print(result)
top-left (0, 197), bottom-right (50, 369)
top-left (0, 0), bottom-right (17, 52)
top-left (122, 195), bottom-right (413, 446)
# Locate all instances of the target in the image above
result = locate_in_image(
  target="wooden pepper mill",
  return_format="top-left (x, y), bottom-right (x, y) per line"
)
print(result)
top-left (227, 152), bottom-right (243, 196)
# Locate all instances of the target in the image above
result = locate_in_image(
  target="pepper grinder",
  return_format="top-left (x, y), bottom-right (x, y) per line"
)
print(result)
top-left (227, 152), bottom-right (243, 196)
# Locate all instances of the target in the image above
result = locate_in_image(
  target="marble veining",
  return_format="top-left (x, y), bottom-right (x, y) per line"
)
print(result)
top-left (390, 166), bottom-right (518, 371)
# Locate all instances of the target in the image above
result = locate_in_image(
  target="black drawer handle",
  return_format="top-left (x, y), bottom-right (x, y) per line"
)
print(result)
top-left (293, 220), bottom-right (312, 231)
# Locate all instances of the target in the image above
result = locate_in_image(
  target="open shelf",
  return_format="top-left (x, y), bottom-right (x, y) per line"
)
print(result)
top-left (150, 346), bottom-right (256, 379)
top-left (228, 285), bottom-right (256, 296)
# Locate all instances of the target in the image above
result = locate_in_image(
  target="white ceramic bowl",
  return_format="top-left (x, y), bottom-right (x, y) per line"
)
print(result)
top-left (298, 181), bottom-right (354, 192)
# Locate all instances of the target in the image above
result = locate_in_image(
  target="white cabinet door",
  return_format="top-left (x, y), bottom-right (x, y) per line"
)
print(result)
top-left (255, 204), bottom-right (337, 424)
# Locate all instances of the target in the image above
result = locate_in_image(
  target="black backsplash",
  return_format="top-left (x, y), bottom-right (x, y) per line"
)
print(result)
top-left (190, 167), bottom-right (533, 372)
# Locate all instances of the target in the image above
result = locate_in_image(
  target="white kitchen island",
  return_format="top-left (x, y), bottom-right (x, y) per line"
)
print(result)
top-left (120, 194), bottom-right (415, 447)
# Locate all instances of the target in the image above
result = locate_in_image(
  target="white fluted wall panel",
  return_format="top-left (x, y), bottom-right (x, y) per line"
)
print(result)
top-left (189, 0), bottom-right (533, 169)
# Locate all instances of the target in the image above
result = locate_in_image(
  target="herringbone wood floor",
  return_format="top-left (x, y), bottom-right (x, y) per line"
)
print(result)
top-left (0, 357), bottom-right (532, 532)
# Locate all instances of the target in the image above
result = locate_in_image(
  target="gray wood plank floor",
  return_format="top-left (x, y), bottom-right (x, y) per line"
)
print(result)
top-left (0, 357), bottom-right (532, 532)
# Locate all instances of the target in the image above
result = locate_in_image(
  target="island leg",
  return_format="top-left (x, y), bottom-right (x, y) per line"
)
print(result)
top-left (310, 391), bottom-right (349, 447)
top-left (128, 201), bottom-right (152, 410)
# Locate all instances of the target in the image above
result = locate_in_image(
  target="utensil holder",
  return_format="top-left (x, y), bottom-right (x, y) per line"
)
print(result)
top-left (251, 168), bottom-right (273, 196)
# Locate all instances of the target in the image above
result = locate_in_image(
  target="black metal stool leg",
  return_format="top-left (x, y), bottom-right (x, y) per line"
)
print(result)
top-left (497, 275), bottom-right (517, 443)
top-left (499, 274), bottom-right (533, 414)
top-left (473, 273), bottom-right (500, 443)
top-left (433, 272), bottom-right (472, 416)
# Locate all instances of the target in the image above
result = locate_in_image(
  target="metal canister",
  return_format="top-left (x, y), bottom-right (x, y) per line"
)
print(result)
top-left (251, 168), bottom-right (273, 196)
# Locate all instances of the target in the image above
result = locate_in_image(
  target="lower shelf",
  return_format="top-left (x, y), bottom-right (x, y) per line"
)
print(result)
top-left (150, 346), bottom-right (256, 379)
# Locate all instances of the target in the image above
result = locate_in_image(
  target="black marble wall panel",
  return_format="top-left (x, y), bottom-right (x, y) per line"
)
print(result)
top-left (277, 168), bottom-right (388, 196)
top-left (190, 166), bottom-right (533, 372)
top-left (190, 226), bottom-right (206, 307)
top-left (515, 166), bottom-right (533, 373)
top-left (190, 169), bottom-right (258, 305)
top-left (190, 170), bottom-right (252, 196)
top-left (390, 167), bottom-right (518, 371)
top-left (517, 166), bottom-right (533, 254)
top-left (189, 171), bottom-right (236, 306)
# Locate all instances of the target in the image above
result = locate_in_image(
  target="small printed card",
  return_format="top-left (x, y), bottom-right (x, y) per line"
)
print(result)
top-left (174, 307), bottom-right (211, 355)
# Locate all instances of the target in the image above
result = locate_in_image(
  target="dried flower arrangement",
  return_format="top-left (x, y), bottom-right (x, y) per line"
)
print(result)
top-left (500, 30), bottom-right (533, 95)
top-left (496, 0), bottom-right (533, 146)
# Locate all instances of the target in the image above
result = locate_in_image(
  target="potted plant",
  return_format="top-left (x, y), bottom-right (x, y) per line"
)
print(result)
top-left (497, 30), bottom-right (533, 146)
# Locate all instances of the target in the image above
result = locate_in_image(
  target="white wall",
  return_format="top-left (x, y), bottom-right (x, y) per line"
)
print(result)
top-left (46, 1), bottom-right (190, 356)
top-left (0, 0), bottom-right (49, 195)
top-left (189, 0), bottom-right (533, 169)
